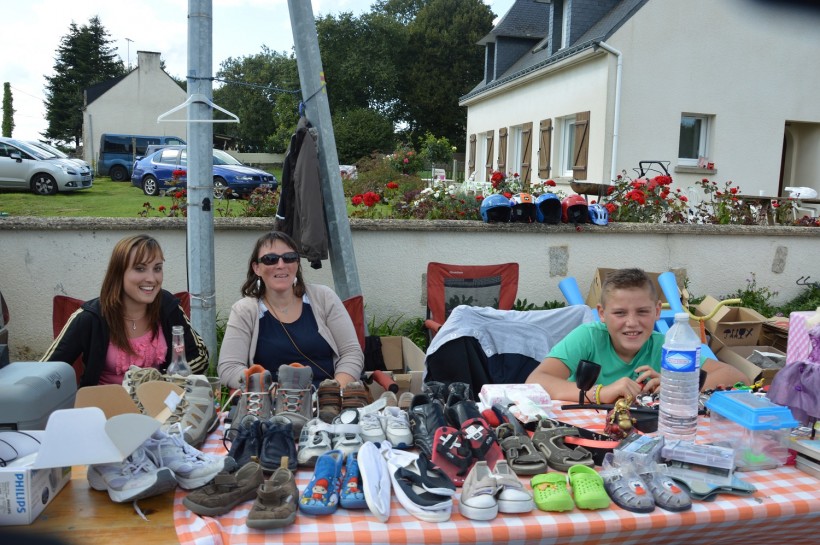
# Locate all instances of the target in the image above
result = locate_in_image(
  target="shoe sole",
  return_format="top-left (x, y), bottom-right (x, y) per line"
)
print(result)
top-left (246, 510), bottom-right (297, 529)
top-left (458, 499), bottom-right (498, 521)
top-left (182, 487), bottom-right (259, 516)
top-left (89, 467), bottom-right (178, 503)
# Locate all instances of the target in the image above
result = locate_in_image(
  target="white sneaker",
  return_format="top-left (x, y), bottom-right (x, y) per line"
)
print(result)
top-left (297, 418), bottom-right (333, 466)
top-left (143, 424), bottom-right (226, 490)
top-left (359, 413), bottom-right (386, 443)
top-left (87, 447), bottom-right (177, 503)
top-left (383, 407), bottom-right (413, 448)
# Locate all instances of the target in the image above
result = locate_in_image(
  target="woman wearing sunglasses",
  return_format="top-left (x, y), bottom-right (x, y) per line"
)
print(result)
top-left (217, 231), bottom-right (363, 391)
top-left (41, 234), bottom-right (209, 386)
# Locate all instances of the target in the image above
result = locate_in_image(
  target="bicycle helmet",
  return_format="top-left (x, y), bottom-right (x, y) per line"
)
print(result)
top-left (588, 203), bottom-right (609, 226)
top-left (480, 193), bottom-right (512, 223)
top-left (509, 193), bottom-right (536, 223)
top-left (561, 194), bottom-right (589, 224)
top-left (535, 193), bottom-right (562, 224)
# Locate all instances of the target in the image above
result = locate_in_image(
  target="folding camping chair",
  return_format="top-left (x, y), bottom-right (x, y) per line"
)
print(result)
top-left (423, 262), bottom-right (519, 342)
top-left (342, 294), bottom-right (366, 350)
top-left (51, 292), bottom-right (192, 384)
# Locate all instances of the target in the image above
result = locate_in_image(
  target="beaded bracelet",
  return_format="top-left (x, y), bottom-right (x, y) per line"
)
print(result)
top-left (594, 384), bottom-right (603, 404)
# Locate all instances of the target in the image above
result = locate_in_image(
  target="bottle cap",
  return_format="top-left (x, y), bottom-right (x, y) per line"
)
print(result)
top-left (674, 312), bottom-right (689, 321)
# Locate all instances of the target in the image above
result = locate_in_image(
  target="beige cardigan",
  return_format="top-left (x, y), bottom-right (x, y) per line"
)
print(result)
top-left (217, 283), bottom-right (363, 389)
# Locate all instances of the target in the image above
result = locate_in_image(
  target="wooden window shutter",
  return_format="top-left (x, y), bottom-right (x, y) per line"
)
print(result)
top-left (538, 119), bottom-right (552, 179)
top-left (485, 131), bottom-right (494, 179)
top-left (497, 127), bottom-right (508, 174)
top-left (520, 122), bottom-right (532, 188)
top-left (468, 134), bottom-right (476, 174)
top-left (572, 111), bottom-right (590, 181)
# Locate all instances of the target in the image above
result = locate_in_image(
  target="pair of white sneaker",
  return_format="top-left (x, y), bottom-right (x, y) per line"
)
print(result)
top-left (458, 460), bottom-right (534, 521)
top-left (359, 406), bottom-right (414, 448)
top-left (88, 423), bottom-right (229, 503)
top-left (358, 441), bottom-right (457, 523)
top-left (297, 418), bottom-right (364, 466)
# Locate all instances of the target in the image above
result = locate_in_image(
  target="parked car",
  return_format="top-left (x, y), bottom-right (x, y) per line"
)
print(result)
top-left (98, 133), bottom-right (186, 181)
top-left (130, 146), bottom-right (278, 198)
top-left (0, 137), bottom-right (93, 195)
top-left (24, 140), bottom-right (94, 181)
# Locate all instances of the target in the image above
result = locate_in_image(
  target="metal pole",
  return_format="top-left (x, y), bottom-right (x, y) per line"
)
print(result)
top-left (186, 0), bottom-right (217, 369)
top-left (287, 0), bottom-right (361, 300)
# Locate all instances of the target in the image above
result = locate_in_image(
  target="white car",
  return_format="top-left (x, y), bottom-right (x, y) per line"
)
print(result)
top-left (24, 140), bottom-right (94, 181)
top-left (0, 137), bottom-right (93, 195)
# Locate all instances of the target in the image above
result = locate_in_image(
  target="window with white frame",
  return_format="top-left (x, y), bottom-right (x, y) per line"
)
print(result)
top-left (678, 114), bottom-right (712, 166)
top-left (509, 125), bottom-right (523, 175)
top-left (561, 115), bottom-right (577, 178)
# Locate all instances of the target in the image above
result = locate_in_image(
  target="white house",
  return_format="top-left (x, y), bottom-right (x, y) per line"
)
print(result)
top-left (81, 51), bottom-right (188, 171)
top-left (460, 0), bottom-right (820, 200)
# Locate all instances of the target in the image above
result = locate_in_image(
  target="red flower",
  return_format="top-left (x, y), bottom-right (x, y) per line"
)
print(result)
top-left (702, 178), bottom-right (709, 183)
top-left (174, 192), bottom-right (184, 199)
top-left (546, 179), bottom-right (556, 187)
top-left (513, 173), bottom-right (519, 177)
top-left (386, 181), bottom-right (399, 190)
top-left (171, 204), bottom-right (179, 211)
top-left (679, 195), bottom-right (688, 202)
top-left (606, 186), bottom-right (616, 195)
top-left (605, 202), bottom-right (618, 214)
top-left (403, 158), bottom-right (409, 164)
top-left (503, 192), bottom-right (512, 199)
top-left (491, 171), bottom-right (504, 183)
top-left (362, 191), bottom-right (381, 207)
top-left (158, 205), bottom-right (166, 212)
top-left (476, 195), bottom-right (484, 202)
top-left (715, 191), bottom-right (723, 197)
top-left (729, 187), bottom-right (738, 195)
top-left (351, 194), bottom-right (363, 206)
top-left (660, 189), bottom-right (670, 199)
top-left (172, 169), bottom-right (186, 179)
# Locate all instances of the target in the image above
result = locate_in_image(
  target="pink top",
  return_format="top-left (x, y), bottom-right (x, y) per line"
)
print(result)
top-left (98, 328), bottom-right (168, 385)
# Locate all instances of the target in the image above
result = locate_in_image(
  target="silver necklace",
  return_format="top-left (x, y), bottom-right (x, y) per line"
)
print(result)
top-left (124, 314), bottom-right (146, 331)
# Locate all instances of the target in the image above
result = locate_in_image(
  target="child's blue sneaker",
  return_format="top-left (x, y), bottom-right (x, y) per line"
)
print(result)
top-left (340, 452), bottom-right (367, 509)
top-left (299, 449), bottom-right (344, 515)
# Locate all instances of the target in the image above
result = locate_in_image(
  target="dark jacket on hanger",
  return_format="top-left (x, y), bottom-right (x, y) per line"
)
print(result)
top-left (275, 117), bottom-right (328, 269)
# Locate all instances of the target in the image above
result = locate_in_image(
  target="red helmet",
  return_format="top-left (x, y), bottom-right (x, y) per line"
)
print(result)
top-left (562, 195), bottom-right (589, 224)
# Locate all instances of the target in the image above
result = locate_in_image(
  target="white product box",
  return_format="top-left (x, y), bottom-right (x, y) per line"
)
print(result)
top-left (0, 431), bottom-right (71, 525)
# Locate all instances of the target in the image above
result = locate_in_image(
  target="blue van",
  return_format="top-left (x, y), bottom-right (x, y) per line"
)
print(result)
top-left (98, 134), bottom-right (186, 181)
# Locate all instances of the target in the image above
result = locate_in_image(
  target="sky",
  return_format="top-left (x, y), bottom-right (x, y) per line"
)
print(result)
top-left (0, 0), bottom-right (514, 143)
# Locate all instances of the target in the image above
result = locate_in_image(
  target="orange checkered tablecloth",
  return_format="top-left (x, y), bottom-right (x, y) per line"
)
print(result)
top-left (174, 404), bottom-right (820, 545)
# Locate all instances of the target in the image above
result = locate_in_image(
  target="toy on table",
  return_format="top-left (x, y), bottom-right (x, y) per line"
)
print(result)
top-left (604, 395), bottom-right (637, 440)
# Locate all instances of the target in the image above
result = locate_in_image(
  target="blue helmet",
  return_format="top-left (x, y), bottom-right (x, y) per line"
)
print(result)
top-left (588, 203), bottom-right (609, 226)
top-left (480, 193), bottom-right (512, 223)
top-left (535, 193), bottom-right (562, 224)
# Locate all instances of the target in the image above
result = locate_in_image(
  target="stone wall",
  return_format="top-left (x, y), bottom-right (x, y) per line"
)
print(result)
top-left (1, 217), bottom-right (818, 360)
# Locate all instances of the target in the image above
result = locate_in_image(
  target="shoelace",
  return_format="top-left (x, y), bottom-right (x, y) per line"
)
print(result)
top-left (245, 391), bottom-right (266, 417)
top-left (120, 449), bottom-right (156, 477)
top-left (278, 389), bottom-right (307, 413)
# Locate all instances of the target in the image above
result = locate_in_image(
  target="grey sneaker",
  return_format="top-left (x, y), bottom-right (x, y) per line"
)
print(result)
top-left (143, 424), bottom-right (227, 490)
top-left (87, 446), bottom-right (178, 503)
top-left (274, 364), bottom-right (314, 437)
top-left (246, 467), bottom-right (299, 529)
top-left (182, 461), bottom-right (264, 516)
top-left (161, 374), bottom-right (217, 448)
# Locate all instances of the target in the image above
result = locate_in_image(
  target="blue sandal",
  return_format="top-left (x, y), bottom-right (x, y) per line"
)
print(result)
top-left (299, 449), bottom-right (344, 515)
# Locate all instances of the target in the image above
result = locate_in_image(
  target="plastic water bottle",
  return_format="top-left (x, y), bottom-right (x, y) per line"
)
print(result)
top-left (167, 325), bottom-right (192, 377)
top-left (658, 312), bottom-right (701, 442)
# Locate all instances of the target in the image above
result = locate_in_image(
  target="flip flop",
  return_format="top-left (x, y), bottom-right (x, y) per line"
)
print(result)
top-left (568, 465), bottom-right (610, 510)
top-left (531, 419), bottom-right (594, 472)
top-left (496, 423), bottom-right (548, 476)
top-left (530, 473), bottom-right (574, 512)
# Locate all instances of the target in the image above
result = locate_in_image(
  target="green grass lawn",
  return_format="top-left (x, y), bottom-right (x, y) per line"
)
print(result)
top-left (0, 169), bottom-right (283, 217)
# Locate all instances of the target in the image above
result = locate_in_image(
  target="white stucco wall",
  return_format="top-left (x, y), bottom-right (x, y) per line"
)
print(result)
top-left (464, 0), bottom-right (820, 197)
top-left (82, 51), bottom-right (188, 167)
top-left (1, 219), bottom-right (818, 362)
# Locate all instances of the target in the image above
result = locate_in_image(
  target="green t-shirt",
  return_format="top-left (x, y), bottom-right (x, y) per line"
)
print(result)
top-left (547, 321), bottom-right (665, 384)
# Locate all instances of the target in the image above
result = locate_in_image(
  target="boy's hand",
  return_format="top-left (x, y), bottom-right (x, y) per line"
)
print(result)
top-left (633, 365), bottom-right (660, 393)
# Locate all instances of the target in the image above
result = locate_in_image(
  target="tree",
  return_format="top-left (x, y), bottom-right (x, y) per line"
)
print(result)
top-left (332, 107), bottom-right (396, 164)
top-left (43, 17), bottom-right (125, 147)
top-left (2, 83), bottom-right (13, 137)
top-left (213, 47), bottom-right (300, 153)
top-left (401, 0), bottom-right (494, 149)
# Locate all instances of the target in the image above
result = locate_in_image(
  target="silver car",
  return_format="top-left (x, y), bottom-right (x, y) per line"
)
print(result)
top-left (0, 137), bottom-right (93, 195)
top-left (24, 140), bottom-right (94, 182)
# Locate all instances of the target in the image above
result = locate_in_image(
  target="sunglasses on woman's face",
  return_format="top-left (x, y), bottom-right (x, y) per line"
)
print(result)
top-left (258, 252), bottom-right (299, 265)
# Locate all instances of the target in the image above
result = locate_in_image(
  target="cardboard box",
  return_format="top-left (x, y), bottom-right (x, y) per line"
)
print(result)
top-left (585, 268), bottom-right (688, 308)
top-left (713, 343), bottom-right (785, 385)
top-left (32, 382), bottom-right (180, 470)
top-left (0, 431), bottom-right (71, 525)
top-left (760, 319), bottom-right (789, 352)
top-left (366, 336), bottom-right (426, 398)
top-left (695, 295), bottom-right (766, 347)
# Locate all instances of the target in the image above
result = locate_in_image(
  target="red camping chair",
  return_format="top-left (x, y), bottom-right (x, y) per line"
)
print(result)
top-left (342, 294), bottom-right (366, 350)
top-left (51, 292), bottom-right (192, 384)
top-left (424, 262), bottom-right (519, 340)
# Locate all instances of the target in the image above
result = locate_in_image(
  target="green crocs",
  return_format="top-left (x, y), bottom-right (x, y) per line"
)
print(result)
top-left (530, 473), bottom-right (574, 512)
top-left (568, 465), bottom-right (610, 510)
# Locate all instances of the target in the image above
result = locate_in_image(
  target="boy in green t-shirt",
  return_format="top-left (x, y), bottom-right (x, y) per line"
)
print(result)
top-left (526, 268), bottom-right (749, 403)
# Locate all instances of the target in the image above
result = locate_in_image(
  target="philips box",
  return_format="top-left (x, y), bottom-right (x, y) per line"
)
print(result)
top-left (0, 431), bottom-right (71, 525)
